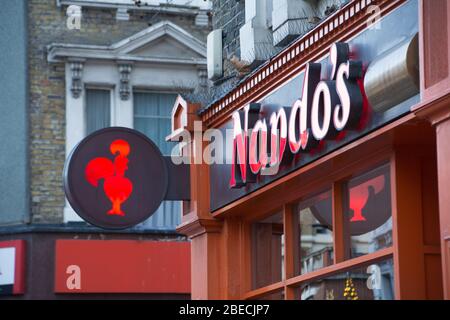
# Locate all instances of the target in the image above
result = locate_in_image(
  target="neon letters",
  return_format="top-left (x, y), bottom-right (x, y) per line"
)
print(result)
top-left (230, 42), bottom-right (364, 188)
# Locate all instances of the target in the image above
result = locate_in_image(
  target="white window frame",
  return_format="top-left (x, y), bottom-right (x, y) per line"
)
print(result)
top-left (64, 65), bottom-right (134, 223)
top-left (59, 21), bottom-right (207, 223)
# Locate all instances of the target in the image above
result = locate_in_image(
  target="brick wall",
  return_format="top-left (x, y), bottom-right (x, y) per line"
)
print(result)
top-left (210, 0), bottom-right (347, 78)
top-left (28, 0), bottom-right (210, 223)
top-left (211, 0), bottom-right (245, 77)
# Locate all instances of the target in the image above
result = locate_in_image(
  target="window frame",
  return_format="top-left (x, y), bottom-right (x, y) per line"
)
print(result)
top-left (242, 150), bottom-right (395, 300)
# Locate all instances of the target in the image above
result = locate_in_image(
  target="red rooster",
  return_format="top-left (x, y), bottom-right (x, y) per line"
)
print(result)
top-left (85, 140), bottom-right (133, 216)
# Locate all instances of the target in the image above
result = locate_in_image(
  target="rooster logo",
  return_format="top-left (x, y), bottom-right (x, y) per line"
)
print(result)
top-left (85, 140), bottom-right (133, 216)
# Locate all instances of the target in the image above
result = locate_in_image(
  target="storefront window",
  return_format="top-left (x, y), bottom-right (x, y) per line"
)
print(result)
top-left (296, 190), bottom-right (334, 275)
top-left (251, 212), bottom-right (284, 290)
top-left (248, 164), bottom-right (395, 299)
top-left (298, 259), bottom-right (395, 300)
top-left (343, 164), bottom-right (393, 258)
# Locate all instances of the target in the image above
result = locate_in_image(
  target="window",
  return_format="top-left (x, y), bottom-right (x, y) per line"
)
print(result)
top-left (85, 89), bottom-right (111, 134)
top-left (247, 163), bottom-right (395, 300)
top-left (296, 190), bottom-right (334, 275)
top-left (343, 164), bottom-right (392, 258)
top-left (298, 259), bottom-right (395, 300)
top-left (134, 92), bottom-right (177, 155)
top-left (133, 91), bottom-right (180, 230)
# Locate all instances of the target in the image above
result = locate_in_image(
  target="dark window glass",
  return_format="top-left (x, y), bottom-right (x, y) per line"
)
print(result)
top-left (296, 190), bottom-right (334, 275)
top-left (343, 164), bottom-right (393, 258)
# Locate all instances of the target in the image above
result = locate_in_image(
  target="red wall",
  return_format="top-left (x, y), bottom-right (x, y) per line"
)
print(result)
top-left (54, 240), bottom-right (190, 294)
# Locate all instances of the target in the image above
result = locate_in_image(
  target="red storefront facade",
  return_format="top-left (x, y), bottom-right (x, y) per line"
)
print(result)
top-left (171, 0), bottom-right (450, 300)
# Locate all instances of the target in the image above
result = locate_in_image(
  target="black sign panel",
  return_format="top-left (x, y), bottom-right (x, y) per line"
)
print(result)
top-left (64, 127), bottom-right (168, 230)
top-left (210, 0), bottom-right (419, 211)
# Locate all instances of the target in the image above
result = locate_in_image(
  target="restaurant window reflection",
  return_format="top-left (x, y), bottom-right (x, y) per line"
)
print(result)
top-left (296, 190), bottom-right (334, 275)
top-left (343, 164), bottom-right (393, 258)
top-left (298, 259), bottom-right (395, 300)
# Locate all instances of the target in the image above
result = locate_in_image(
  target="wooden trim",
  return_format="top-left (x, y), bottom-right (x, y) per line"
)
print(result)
top-left (201, 0), bottom-right (408, 128)
top-left (285, 247), bottom-right (394, 287)
top-left (283, 204), bottom-right (295, 280)
top-left (285, 204), bottom-right (300, 300)
top-left (391, 148), bottom-right (427, 299)
top-left (241, 222), bottom-right (252, 295)
top-left (242, 248), bottom-right (393, 300)
top-left (285, 286), bottom-right (296, 301)
top-left (412, 87), bottom-right (450, 125)
top-left (242, 281), bottom-right (285, 300)
top-left (176, 218), bottom-right (223, 239)
top-left (423, 245), bottom-right (441, 255)
top-left (332, 182), bottom-right (349, 263)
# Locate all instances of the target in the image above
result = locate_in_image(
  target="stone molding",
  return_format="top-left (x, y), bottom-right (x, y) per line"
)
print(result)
top-left (68, 59), bottom-right (85, 99)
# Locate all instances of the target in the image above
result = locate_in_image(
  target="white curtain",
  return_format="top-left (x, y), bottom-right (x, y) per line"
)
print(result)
top-left (133, 92), bottom-right (181, 230)
top-left (85, 89), bottom-right (111, 134)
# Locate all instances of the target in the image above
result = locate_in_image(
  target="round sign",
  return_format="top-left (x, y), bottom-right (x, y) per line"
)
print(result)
top-left (310, 167), bottom-right (391, 236)
top-left (64, 127), bottom-right (168, 230)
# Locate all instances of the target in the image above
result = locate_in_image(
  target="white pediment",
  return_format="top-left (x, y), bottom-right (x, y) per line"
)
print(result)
top-left (128, 36), bottom-right (205, 60)
top-left (47, 21), bottom-right (206, 65)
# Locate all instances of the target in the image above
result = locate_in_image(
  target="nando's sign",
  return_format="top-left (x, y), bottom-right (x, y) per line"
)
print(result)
top-left (230, 43), bottom-right (364, 188)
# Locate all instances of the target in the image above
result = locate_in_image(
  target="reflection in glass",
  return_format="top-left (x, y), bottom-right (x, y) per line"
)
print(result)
top-left (297, 190), bottom-right (333, 275)
top-left (299, 259), bottom-right (395, 300)
top-left (343, 164), bottom-right (393, 258)
top-left (251, 212), bottom-right (284, 290)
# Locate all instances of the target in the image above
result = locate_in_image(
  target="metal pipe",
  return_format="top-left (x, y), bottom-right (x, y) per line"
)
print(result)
top-left (364, 33), bottom-right (419, 113)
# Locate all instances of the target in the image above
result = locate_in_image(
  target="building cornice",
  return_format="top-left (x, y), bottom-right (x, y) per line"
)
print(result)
top-left (56, 0), bottom-right (211, 16)
top-left (412, 88), bottom-right (450, 126)
top-left (47, 20), bottom-right (207, 66)
top-left (48, 46), bottom-right (207, 66)
top-left (0, 223), bottom-right (184, 236)
top-left (176, 218), bottom-right (223, 239)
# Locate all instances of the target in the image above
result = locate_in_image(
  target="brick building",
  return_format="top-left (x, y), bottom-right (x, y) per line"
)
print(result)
top-left (209, 0), bottom-right (347, 79)
top-left (5, 0), bottom-right (449, 302)
top-left (170, 0), bottom-right (450, 300)
top-left (0, 0), bottom-right (211, 299)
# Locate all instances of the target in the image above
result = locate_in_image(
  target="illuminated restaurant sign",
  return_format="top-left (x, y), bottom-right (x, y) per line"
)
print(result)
top-left (209, 0), bottom-right (419, 211)
top-left (230, 43), bottom-right (364, 188)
